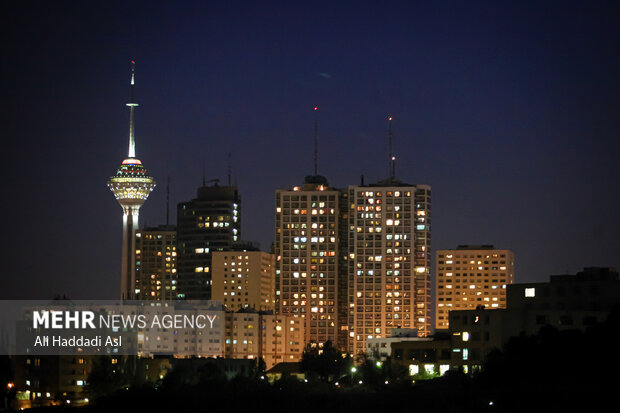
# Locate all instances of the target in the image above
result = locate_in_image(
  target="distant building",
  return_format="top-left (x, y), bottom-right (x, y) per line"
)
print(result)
top-left (265, 362), bottom-right (305, 383)
top-left (135, 225), bottom-right (177, 300)
top-left (387, 268), bottom-right (620, 376)
top-left (177, 183), bottom-right (241, 300)
top-left (260, 312), bottom-right (305, 368)
top-left (365, 328), bottom-right (422, 360)
top-left (390, 333), bottom-right (454, 377)
top-left (12, 355), bottom-right (90, 408)
top-left (347, 180), bottom-right (432, 355)
top-left (435, 245), bottom-right (514, 330)
top-left (448, 267), bottom-right (620, 366)
top-left (224, 311), bottom-right (262, 360)
top-left (223, 310), bottom-right (305, 369)
top-left (136, 302), bottom-right (224, 357)
top-left (212, 251), bottom-right (276, 312)
top-left (274, 175), bottom-right (348, 348)
top-left (11, 355), bottom-right (169, 408)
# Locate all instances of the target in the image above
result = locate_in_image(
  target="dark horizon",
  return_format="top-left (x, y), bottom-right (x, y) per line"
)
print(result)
top-left (1, 0), bottom-right (619, 299)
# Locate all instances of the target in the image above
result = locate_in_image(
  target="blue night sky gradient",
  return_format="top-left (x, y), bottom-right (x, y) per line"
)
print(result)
top-left (1, 0), bottom-right (618, 299)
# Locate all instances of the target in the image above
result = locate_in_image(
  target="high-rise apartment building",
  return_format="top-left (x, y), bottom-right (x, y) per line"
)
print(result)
top-left (177, 183), bottom-right (241, 300)
top-left (347, 180), bottom-right (432, 355)
top-left (134, 225), bottom-right (177, 300)
top-left (212, 251), bottom-right (276, 312)
top-left (274, 175), bottom-right (348, 347)
top-left (435, 245), bottom-right (514, 330)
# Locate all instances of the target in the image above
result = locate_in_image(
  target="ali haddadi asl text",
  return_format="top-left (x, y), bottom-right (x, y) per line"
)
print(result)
top-left (34, 335), bottom-right (121, 347)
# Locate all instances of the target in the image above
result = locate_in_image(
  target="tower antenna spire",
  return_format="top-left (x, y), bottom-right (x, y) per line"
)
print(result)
top-left (127, 60), bottom-right (139, 158)
top-left (387, 115), bottom-right (395, 180)
top-left (314, 106), bottom-right (318, 175)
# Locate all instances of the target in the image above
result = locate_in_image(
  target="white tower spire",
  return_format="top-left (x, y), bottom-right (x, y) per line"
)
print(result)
top-left (127, 60), bottom-right (138, 158)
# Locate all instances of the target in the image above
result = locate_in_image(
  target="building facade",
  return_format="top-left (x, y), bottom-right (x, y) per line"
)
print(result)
top-left (347, 181), bottom-right (431, 355)
top-left (212, 251), bottom-right (276, 312)
top-left (274, 175), bottom-right (348, 347)
top-left (260, 313), bottom-right (305, 368)
top-left (135, 225), bottom-right (177, 300)
top-left (390, 267), bottom-right (620, 376)
top-left (223, 310), bottom-right (305, 369)
top-left (177, 183), bottom-right (241, 300)
top-left (435, 245), bottom-right (514, 330)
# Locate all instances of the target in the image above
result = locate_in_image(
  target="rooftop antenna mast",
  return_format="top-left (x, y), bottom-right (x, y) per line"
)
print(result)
top-left (166, 176), bottom-right (170, 225)
top-left (387, 115), bottom-right (396, 180)
top-left (314, 106), bottom-right (319, 175)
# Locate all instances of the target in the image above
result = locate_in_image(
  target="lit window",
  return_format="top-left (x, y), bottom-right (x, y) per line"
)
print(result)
top-left (524, 288), bottom-right (535, 298)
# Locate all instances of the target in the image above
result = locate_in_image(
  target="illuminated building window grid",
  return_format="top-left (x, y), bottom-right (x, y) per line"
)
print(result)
top-left (135, 233), bottom-right (177, 300)
top-left (347, 187), bottom-right (432, 352)
top-left (350, 190), bottom-right (415, 348)
top-left (435, 251), bottom-right (514, 328)
top-left (276, 191), bottom-right (340, 342)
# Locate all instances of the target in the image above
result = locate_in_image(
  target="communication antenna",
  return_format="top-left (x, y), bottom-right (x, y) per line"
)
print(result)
top-left (314, 106), bottom-right (319, 175)
top-left (387, 115), bottom-right (396, 180)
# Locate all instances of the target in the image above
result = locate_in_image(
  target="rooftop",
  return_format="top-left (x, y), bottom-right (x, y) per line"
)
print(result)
top-left (456, 245), bottom-right (496, 250)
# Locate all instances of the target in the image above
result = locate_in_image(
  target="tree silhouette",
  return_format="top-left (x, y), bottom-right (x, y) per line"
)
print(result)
top-left (85, 356), bottom-right (136, 401)
top-left (301, 340), bottom-right (351, 382)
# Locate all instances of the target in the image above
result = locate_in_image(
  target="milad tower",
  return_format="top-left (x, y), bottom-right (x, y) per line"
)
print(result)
top-left (108, 61), bottom-right (156, 300)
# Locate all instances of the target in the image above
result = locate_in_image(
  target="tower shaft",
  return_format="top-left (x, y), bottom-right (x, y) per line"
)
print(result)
top-left (121, 206), bottom-right (140, 299)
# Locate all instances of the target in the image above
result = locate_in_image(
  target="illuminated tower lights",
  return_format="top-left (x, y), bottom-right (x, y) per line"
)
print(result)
top-left (108, 61), bottom-right (156, 300)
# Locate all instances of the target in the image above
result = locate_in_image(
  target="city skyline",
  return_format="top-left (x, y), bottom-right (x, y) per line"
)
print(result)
top-left (2, 1), bottom-right (619, 300)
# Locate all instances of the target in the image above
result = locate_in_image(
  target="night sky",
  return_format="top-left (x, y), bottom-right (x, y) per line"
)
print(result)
top-left (1, 0), bottom-right (618, 299)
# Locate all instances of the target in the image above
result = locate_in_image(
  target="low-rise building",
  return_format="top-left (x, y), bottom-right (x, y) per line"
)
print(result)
top-left (366, 328), bottom-right (420, 360)
top-left (390, 267), bottom-right (620, 376)
top-left (436, 245), bottom-right (514, 330)
top-left (390, 333), bottom-right (454, 377)
top-left (223, 310), bottom-right (305, 369)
